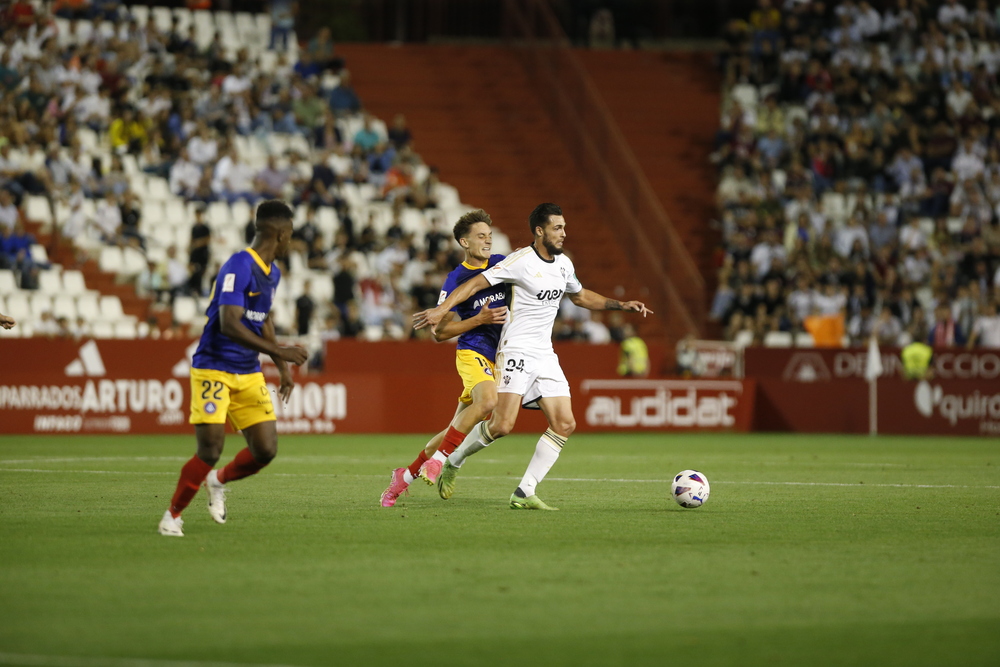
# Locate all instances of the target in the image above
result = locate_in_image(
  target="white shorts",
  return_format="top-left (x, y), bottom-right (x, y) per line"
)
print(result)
top-left (495, 349), bottom-right (570, 410)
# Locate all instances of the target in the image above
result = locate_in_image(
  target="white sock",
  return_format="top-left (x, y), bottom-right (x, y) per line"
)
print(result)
top-left (431, 450), bottom-right (447, 463)
top-left (448, 421), bottom-right (495, 468)
top-left (516, 429), bottom-right (567, 497)
top-left (402, 469), bottom-right (415, 484)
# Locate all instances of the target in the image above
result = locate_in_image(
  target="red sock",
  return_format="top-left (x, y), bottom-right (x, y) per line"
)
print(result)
top-left (407, 450), bottom-right (429, 477)
top-left (438, 426), bottom-right (466, 457)
top-left (218, 447), bottom-right (269, 484)
top-left (169, 455), bottom-right (213, 518)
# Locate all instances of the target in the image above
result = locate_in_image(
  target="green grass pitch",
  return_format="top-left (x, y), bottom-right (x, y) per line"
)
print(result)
top-left (1, 433), bottom-right (998, 667)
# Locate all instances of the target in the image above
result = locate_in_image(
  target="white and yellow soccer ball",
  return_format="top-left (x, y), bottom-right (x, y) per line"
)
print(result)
top-left (671, 470), bottom-right (710, 508)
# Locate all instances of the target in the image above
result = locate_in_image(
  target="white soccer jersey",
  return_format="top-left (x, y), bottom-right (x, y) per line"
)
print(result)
top-left (483, 246), bottom-right (584, 354)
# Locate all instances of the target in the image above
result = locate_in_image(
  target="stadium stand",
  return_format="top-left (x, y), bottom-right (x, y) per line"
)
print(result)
top-left (0, 0), bottom-right (514, 360)
top-left (712, 0), bottom-right (1000, 350)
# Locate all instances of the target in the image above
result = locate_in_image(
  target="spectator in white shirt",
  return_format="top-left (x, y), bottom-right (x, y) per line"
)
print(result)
top-left (94, 193), bottom-right (122, 244)
top-left (787, 275), bottom-right (816, 323)
top-left (169, 148), bottom-right (202, 198)
top-left (186, 124), bottom-right (218, 166)
top-left (967, 301), bottom-right (1000, 349)
top-left (814, 282), bottom-right (847, 316)
top-left (952, 138), bottom-right (985, 182)
top-left (211, 147), bottom-right (259, 204)
top-left (937, 0), bottom-right (968, 26)
top-left (946, 80), bottom-right (974, 118)
top-left (899, 217), bottom-right (928, 251)
top-left (835, 213), bottom-right (870, 258)
top-left (750, 229), bottom-right (787, 279)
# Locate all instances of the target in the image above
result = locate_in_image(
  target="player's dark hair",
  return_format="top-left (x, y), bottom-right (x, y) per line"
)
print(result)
top-left (529, 203), bottom-right (562, 235)
top-left (453, 209), bottom-right (492, 242)
top-left (254, 199), bottom-right (294, 235)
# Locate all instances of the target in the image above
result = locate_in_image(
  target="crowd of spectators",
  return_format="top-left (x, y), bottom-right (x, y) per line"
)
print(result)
top-left (711, 0), bottom-right (1000, 349)
top-left (0, 0), bottom-right (507, 344)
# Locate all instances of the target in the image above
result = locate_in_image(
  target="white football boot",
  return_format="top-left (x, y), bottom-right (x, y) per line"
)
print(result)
top-left (204, 469), bottom-right (228, 524)
top-left (158, 510), bottom-right (184, 537)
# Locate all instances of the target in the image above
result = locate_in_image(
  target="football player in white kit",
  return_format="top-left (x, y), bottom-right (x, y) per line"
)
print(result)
top-left (413, 203), bottom-right (651, 509)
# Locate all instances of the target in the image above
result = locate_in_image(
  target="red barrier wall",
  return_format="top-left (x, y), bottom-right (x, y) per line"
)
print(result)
top-left (1, 339), bottom-right (752, 435)
top-left (745, 348), bottom-right (1000, 436)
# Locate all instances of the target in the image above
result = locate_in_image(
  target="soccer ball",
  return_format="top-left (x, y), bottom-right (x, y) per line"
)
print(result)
top-left (671, 470), bottom-right (710, 508)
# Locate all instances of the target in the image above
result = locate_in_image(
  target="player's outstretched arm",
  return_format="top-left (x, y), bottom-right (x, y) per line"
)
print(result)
top-left (568, 289), bottom-right (653, 317)
top-left (413, 274), bottom-right (491, 330)
top-left (220, 305), bottom-right (309, 366)
top-left (432, 305), bottom-right (508, 342)
top-left (0, 312), bottom-right (15, 329)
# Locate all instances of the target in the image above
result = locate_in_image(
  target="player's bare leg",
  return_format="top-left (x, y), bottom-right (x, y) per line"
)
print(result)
top-left (159, 424), bottom-right (226, 536)
top-left (421, 381), bottom-right (497, 485)
top-left (510, 396), bottom-right (574, 510)
top-left (205, 422), bottom-right (279, 523)
top-left (440, 389), bottom-right (516, 499)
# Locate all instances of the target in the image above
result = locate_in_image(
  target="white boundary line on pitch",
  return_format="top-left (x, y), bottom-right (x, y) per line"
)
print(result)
top-left (0, 652), bottom-right (305, 667)
top-left (0, 468), bottom-right (997, 489)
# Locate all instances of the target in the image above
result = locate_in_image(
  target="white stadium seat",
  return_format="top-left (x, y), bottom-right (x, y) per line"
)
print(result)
top-left (114, 321), bottom-right (137, 339)
top-left (76, 294), bottom-right (101, 321)
top-left (147, 178), bottom-right (171, 202)
top-left (121, 247), bottom-right (148, 277)
top-left (5, 293), bottom-right (31, 322)
top-left (25, 196), bottom-right (52, 225)
top-left (764, 331), bottom-right (793, 348)
top-left (172, 296), bottom-right (199, 324)
top-left (38, 270), bottom-right (62, 295)
top-left (99, 246), bottom-right (124, 274)
top-left (52, 294), bottom-right (77, 321)
top-left (61, 270), bottom-right (88, 295)
top-left (29, 244), bottom-right (49, 265)
top-left (99, 295), bottom-right (126, 320)
top-left (29, 293), bottom-right (52, 317)
top-left (794, 332), bottom-right (815, 348)
top-left (0, 270), bottom-right (17, 294)
top-left (91, 321), bottom-right (115, 338)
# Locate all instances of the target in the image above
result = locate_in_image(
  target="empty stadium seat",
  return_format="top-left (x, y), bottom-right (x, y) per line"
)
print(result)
top-left (91, 321), bottom-right (115, 338)
top-left (142, 202), bottom-right (166, 227)
top-left (37, 270), bottom-right (62, 295)
top-left (733, 330), bottom-right (755, 349)
top-left (121, 247), bottom-right (148, 277)
top-left (29, 244), bottom-right (49, 265)
top-left (52, 295), bottom-right (77, 321)
top-left (146, 178), bottom-right (171, 202)
top-left (99, 247), bottom-right (123, 274)
top-left (99, 295), bottom-right (126, 320)
top-left (0, 270), bottom-right (17, 294)
top-left (207, 202), bottom-right (233, 228)
top-left (172, 296), bottom-right (199, 324)
top-left (794, 332), bottom-right (815, 348)
top-left (61, 270), bottom-right (88, 295)
top-left (29, 293), bottom-right (52, 317)
top-left (5, 293), bottom-right (31, 322)
top-left (114, 321), bottom-right (137, 339)
top-left (76, 294), bottom-right (101, 321)
top-left (25, 196), bottom-right (51, 225)
top-left (763, 331), bottom-right (793, 348)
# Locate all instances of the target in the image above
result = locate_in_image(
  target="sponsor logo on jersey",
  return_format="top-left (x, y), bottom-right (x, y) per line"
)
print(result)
top-left (245, 310), bottom-right (267, 322)
top-left (222, 273), bottom-right (236, 293)
top-left (473, 293), bottom-right (504, 309)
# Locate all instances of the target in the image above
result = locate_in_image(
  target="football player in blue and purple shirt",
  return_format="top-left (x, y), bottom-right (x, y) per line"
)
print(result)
top-left (159, 200), bottom-right (308, 537)
top-left (381, 209), bottom-right (508, 507)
